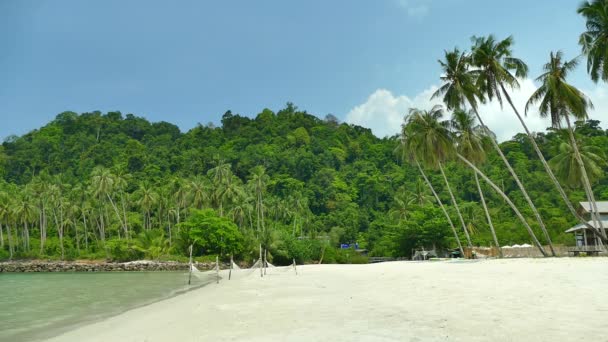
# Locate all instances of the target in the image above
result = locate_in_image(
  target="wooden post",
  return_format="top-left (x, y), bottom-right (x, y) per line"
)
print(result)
top-left (188, 244), bottom-right (193, 285)
top-left (293, 258), bottom-right (297, 275)
top-left (216, 255), bottom-right (219, 284)
top-left (264, 249), bottom-right (267, 275)
top-left (259, 244), bottom-right (263, 278)
top-left (229, 254), bottom-right (233, 280)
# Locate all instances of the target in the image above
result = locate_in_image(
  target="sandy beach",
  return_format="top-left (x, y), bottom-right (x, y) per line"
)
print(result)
top-left (45, 258), bottom-right (608, 342)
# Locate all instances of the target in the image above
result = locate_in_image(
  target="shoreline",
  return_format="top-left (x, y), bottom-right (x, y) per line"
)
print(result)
top-left (42, 258), bottom-right (608, 342)
top-left (31, 272), bottom-right (218, 342)
top-left (0, 260), bottom-right (219, 273)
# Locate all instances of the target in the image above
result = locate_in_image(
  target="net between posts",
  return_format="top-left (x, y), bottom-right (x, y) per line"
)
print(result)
top-left (189, 264), bottom-right (219, 284)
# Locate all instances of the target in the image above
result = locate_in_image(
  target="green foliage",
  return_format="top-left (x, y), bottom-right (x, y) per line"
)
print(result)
top-left (177, 209), bottom-right (244, 256)
top-left (0, 106), bottom-right (606, 263)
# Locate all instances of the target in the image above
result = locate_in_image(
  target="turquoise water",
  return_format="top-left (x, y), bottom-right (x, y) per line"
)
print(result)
top-left (0, 271), bottom-right (210, 342)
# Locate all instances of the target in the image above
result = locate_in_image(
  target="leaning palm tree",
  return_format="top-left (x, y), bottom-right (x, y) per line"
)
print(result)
top-left (406, 106), bottom-right (473, 247)
top-left (469, 35), bottom-right (556, 255)
top-left (578, 0), bottom-right (608, 82)
top-left (433, 47), bottom-right (556, 256)
top-left (398, 112), bottom-right (465, 256)
top-left (450, 109), bottom-right (502, 256)
top-left (526, 51), bottom-right (606, 240)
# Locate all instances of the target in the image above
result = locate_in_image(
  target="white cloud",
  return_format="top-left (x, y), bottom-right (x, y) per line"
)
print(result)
top-left (395, 0), bottom-right (431, 18)
top-left (345, 79), bottom-right (607, 142)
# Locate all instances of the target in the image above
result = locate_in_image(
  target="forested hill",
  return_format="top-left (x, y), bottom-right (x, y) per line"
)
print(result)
top-left (0, 104), bottom-right (607, 262)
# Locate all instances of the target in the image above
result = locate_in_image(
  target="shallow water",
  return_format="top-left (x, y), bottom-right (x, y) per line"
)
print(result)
top-left (0, 271), bottom-right (210, 342)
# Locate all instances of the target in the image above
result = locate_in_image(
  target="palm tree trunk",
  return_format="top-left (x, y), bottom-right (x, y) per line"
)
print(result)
top-left (24, 221), bottom-right (30, 251)
top-left (439, 162), bottom-right (472, 247)
top-left (416, 159), bottom-right (465, 256)
top-left (83, 212), bottom-right (89, 251)
top-left (107, 194), bottom-right (126, 237)
top-left (501, 88), bottom-right (604, 241)
top-left (474, 172), bottom-right (502, 257)
top-left (6, 224), bottom-right (13, 259)
top-left (457, 153), bottom-right (548, 256)
top-left (470, 106), bottom-right (555, 256)
top-left (0, 222), bottom-right (3, 249)
top-left (564, 115), bottom-right (606, 238)
top-left (121, 193), bottom-right (129, 240)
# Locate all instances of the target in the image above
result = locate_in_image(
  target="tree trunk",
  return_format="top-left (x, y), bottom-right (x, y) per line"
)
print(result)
top-left (107, 194), bottom-right (126, 237)
top-left (416, 159), bottom-right (465, 256)
top-left (471, 106), bottom-right (555, 256)
top-left (474, 172), bottom-right (502, 257)
top-left (6, 224), bottom-right (13, 259)
top-left (501, 86), bottom-right (604, 241)
top-left (439, 162), bottom-right (472, 247)
top-left (82, 212), bottom-right (89, 251)
top-left (457, 154), bottom-right (548, 256)
top-left (121, 193), bottom-right (129, 240)
top-left (564, 115), bottom-right (606, 239)
top-left (24, 221), bottom-right (30, 251)
top-left (0, 222), bottom-right (3, 249)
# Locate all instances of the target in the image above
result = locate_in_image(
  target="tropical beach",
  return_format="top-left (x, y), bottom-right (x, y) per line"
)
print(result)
top-left (40, 258), bottom-right (608, 342)
top-left (3, 0), bottom-right (608, 341)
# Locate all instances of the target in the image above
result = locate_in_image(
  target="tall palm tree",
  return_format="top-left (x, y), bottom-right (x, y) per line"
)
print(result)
top-left (249, 166), bottom-right (269, 234)
top-left (136, 183), bottom-right (158, 230)
top-left (398, 117), bottom-right (465, 256)
top-left (578, 0), bottom-right (608, 82)
top-left (406, 106), bottom-right (473, 247)
top-left (526, 51), bottom-right (606, 240)
top-left (433, 47), bottom-right (555, 256)
top-left (14, 188), bottom-right (37, 252)
top-left (90, 167), bottom-right (127, 239)
top-left (450, 109), bottom-right (502, 256)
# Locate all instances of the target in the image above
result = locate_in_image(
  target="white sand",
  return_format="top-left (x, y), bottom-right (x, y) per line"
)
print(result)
top-left (46, 258), bottom-right (608, 342)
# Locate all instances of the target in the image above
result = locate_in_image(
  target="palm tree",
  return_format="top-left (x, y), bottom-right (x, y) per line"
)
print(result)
top-left (189, 175), bottom-right (208, 210)
top-left (469, 35), bottom-right (556, 255)
top-left (389, 192), bottom-right (411, 223)
top-left (406, 106), bottom-right (473, 247)
top-left (450, 109), bottom-right (502, 256)
top-left (550, 140), bottom-right (606, 189)
top-left (398, 118), bottom-right (465, 256)
top-left (433, 46), bottom-right (555, 256)
top-left (136, 183), bottom-right (158, 230)
top-left (249, 166), bottom-right (269, 234)
top-left (13, 188), bottom-right (37, 252)
top-left (578, 0), bottom-right (608, 82)
top-left (526, 51), bottom-right (606, 240)
top-left (90, 167), bottom-right (127, 239)
top-left (408, 180), bottom-right (433, 206)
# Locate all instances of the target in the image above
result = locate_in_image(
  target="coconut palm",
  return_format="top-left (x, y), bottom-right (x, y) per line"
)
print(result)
top-left (407, 180), bottom-right (433, 206)
top-left (469, 35), bottom-right (556, 255)
top-left (526, 51), bottom-right (606, 240)
top-left (136, 182), bottom-right (158, 230)
top-left (433, 46), bottom-right (555, 256)
top-left (389, 192), bottom-right (411, 223)
top-left (578, 0), bottom-right (608, 82)
top-left (450, 109), bottom-right (502, 256)
top-left (406, 106), bottom-right (473, 247)
top-left (398, 118), bottom-right (465, 256)
top-left (189, 175), bottom-right (208, 210)
top-left (90, 167), bottom-right (127, 239)
top-left (550, 140), bottom-right (606, 189)
top-left (249, 166), bottom-right (269, 234)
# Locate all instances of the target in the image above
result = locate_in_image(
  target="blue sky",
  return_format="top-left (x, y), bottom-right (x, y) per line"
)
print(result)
top-left (0, 0), bottom-right (603, 141)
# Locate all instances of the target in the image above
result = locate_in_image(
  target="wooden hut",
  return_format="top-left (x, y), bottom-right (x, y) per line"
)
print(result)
top-left (565, 202), bottom-right (608, 256)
